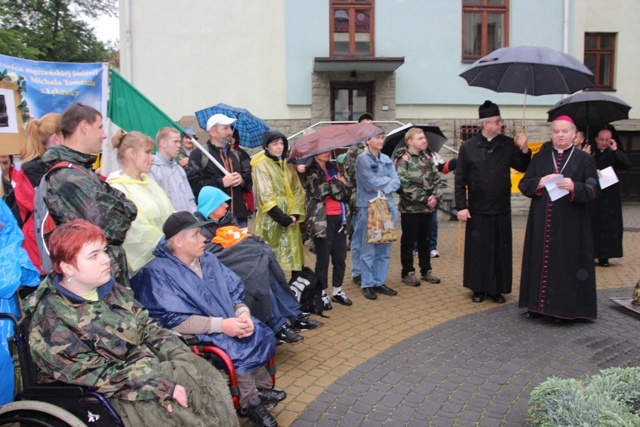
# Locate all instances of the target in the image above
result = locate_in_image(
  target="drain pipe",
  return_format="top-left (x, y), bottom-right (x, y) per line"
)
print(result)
top-left (563, 0), bottom-right (570, 54)
top-left (124, 0), bottom-right (132, 81)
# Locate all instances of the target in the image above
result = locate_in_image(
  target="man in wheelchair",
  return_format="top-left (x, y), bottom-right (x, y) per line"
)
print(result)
top-left (131, 212), bottom-right (285, 427)
top-left (21, 219), bottom-right (239, 426)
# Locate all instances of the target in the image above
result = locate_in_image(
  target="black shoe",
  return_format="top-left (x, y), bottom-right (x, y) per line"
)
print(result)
top-left (523, 311), bottom-right (541, 319)
top-left (362, 287), bottom-right (377, 300)
top-left (331, 291), bottom-right (353, 306)
top-left (293, 314), bottom-right (323, 331)
top-left (353, 275), bottom-right (362, 286)
top-left (490, 294), bottom-right (506, 304)
top-left (258, 387), bottom-right (287, 404)
top-left (598, 258), bottom-right (610, 267)
top-left (471, 292), bottom-right (485, 303)
top-left (274, 324), bottom-right (303, 345)
top-left (245, 395), bottom-right (278, 427)
top-left (373, 284), bottom-right (398, 296)
top-left (321, 294), bottom-right (333, 310)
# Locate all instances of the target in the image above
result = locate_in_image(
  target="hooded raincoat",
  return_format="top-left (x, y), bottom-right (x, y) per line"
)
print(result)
top-left (107, 171), bottom-right (175, 275)
top-left (251, 131), bottom-right (306, 271)
top-left (0, 199), bottom-right (40, 404)
top-left (131, 239), bottom-right (275, 375)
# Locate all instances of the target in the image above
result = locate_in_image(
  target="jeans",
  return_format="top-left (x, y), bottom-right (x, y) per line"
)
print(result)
top-left (357, 208), bottom-right (392, 288)
top-left (350, 207), bottom-right (364, 278)
top-left (313, 215), bottom-right (347, 291)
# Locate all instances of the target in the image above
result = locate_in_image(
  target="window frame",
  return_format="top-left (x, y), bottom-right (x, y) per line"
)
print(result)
top-left (330, 0), bottom-right (375, 57)
top-left (584, 32), bottom-right (616, 91)
top-left (461, 0), bottom-right (509, 62)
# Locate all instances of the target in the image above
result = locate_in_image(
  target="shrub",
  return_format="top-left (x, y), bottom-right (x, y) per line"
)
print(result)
top-left (528, 367), bottom-right (640, 426)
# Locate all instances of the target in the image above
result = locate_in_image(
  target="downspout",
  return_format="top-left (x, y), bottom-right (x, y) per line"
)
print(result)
top-left (563, 0), bottom-right (570, 54)
top-left (124, 0), bottom-right (133, 81)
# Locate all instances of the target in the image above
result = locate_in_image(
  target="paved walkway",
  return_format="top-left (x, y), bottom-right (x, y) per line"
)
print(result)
top-left (263, 204), bottom-right (640, 427)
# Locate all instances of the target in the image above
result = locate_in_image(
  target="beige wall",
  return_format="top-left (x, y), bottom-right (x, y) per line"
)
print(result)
top-left (119, 0), bottom-right (305, 121)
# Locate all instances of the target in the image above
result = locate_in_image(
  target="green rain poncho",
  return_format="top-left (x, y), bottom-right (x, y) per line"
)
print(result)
top-left (107, 172), bottom-right (175, 275)
top-left (251, 151), bottom-right (306, 271)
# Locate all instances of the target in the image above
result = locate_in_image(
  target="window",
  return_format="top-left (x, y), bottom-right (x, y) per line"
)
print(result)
top-left (331, 82), bottom-right (373, 121)
top-left (330, 0), bottom-right (374, 56)
top-left (462, 0), bottom-right (509, 62)
top-left (584, 33), bottom-right (616, 90)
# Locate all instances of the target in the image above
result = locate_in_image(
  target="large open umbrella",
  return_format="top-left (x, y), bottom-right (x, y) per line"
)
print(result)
top-left (288, 122), bottom-right (383, 159)
top-left (459, 45), bottom-right (594, 128)
top-left (381, 123), bottom-right (447, 158)
top-left (547, 91), bottom-right (631, 129)
top-left (195, 103), bottom-right (270, 148)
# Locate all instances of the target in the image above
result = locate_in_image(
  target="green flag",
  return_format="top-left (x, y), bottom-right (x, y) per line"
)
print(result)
top-left (107, 69), bottom-right (183, 137)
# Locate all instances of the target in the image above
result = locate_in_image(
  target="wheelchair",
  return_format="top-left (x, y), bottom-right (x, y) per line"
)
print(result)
top-left (0, 313), bottom-right (277, 426)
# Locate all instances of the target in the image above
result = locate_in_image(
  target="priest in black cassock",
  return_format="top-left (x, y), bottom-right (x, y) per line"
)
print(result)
top-left (519, 116), bottom-right (600, 321)
top-left (455, 101), bottom-right (531, 304)
top-left (591, 127), bottom-right (631, 267)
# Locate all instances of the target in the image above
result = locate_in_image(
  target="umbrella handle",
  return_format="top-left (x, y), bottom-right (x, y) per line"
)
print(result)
top-left (191, 137), bottom-right (230, 175)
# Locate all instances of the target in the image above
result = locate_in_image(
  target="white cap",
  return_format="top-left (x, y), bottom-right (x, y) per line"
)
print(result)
top-left (206, 114), bottom-right (237, 131)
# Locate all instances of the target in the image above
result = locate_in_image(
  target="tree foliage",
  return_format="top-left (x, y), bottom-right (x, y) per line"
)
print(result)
top-left (0, 0), bottom-right (117, 62)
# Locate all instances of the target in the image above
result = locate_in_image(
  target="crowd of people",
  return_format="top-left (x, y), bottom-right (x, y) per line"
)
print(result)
top-left (0, 100), bottom-right (633, 425)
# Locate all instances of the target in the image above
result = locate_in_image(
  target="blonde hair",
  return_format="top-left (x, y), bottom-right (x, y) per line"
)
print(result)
top-left (156, 127), bottom-right (179, 144)
top-left (111, 130), bottom-right (155, 164)
top-left (21, 113), bottom-right (62, 163)
top-left (404, 127), bottom-right (424, 143)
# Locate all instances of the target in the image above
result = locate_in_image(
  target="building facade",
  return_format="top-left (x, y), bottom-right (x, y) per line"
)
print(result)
top-left (119, 0), bottom-right (640, 201)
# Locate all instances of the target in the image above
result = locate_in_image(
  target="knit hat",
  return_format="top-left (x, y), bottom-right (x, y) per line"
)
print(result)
top-left (163, 211), bottom-right (212, 240)
top-left (479, 100), bottom-right (501, 119)
top-left (197, 186), bottom-right (231, 219)
top-left (262, 130), bottom-right (289, 153)
top-left (358, 112), bottom-right (374, 123)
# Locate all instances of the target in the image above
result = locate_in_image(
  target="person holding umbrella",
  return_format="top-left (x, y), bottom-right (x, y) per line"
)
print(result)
top-left (455, 100), bottom-right (531, 304)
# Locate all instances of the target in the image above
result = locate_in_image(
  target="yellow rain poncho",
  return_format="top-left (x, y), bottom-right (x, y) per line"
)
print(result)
top-left (107, 172), bottom-right (175, 275)
top-left (251, 151), bottom-right (306, 271)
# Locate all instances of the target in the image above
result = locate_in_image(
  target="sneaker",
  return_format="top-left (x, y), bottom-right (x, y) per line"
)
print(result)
top-left (275, 324), bottom-right (303, 345)
top-left (321, 294), bottom-right (333, 310)
top-left (401, 272), bottom-right (421, 287)
top-left (258, 387), bottom-right (287, 404)
top-left (430, 250), bottom-right (440, 258)
top-left (421, 271), bottom-right (441, 284)
top-left (293, 314), bottom-right (323, 331)
top-left (331, 290), bottom-right (353, 306)
top-left (353, 275), bottom-right (362, 286)
top-left (373, 284), bottom-right (398, 296)
top-left (244, 395), bottom-right (278, 427)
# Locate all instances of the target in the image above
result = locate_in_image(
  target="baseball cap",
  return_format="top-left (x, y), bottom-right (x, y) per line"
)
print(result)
top-left (163, 211), bottom-right (212, 240)
top-left (206, 114), bottom-right (237, 131)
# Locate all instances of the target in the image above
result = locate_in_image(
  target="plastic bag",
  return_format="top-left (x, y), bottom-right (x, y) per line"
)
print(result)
top-left (366, 191), bottom-right (397, 243)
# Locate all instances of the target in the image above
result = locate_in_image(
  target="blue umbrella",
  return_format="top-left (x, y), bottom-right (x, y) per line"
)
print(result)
top-left (195, 103), bottom-right (270, 148)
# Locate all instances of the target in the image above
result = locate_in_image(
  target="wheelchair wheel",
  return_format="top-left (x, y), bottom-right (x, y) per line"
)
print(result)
top-left (0, 400), bottom-right (87, 427)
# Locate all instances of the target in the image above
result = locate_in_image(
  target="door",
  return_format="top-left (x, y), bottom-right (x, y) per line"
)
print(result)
top-left (331, 82), bottom-right (373, 121)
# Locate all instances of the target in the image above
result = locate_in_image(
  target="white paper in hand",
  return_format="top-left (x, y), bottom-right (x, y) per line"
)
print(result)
top-left (598, 166), bottom-right (619, 189)
top-left (545, 175), bottom-right (569, 201)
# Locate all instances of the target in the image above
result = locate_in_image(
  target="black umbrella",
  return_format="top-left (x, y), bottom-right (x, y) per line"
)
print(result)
top-left (381, 123), bottom-right (447, 158)
top-left (547, 91), bottom-right (631, 128)
top-left (460, 45), bottom-right (594, 129)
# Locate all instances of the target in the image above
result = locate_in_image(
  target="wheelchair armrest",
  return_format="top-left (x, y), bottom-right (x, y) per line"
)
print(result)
top-left (19, 384), bottom-right (87, 398)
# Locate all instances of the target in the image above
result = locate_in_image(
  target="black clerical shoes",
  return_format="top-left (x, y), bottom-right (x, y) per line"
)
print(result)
top-left (471, 292), bottom-right (485, 303)
top-left (490, 294), bottom-right (506, 304)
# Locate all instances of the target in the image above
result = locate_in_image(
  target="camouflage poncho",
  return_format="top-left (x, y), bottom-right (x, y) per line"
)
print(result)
top-left (40, 146), bottom-right (137, 283)
top-left (394, 146), bottom-right (444, 214)
top-left (302, 158), bottom-right (351, 240)
top-left (23, 275), bottom-right (182, 403)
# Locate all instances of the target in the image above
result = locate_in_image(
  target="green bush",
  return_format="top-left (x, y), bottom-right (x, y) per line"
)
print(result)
top-left (528, 367), bottom-right (640, 426)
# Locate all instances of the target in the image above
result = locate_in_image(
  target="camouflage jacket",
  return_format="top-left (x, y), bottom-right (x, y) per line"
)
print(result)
top-left (301, 159), bottom-right (351, 240)
top-left (40, 145), bottom-right (138, 282)
top-left (23, 274), bottom-right (186, 405)
top-left (394, 147), bottom-right (444, 214)
top-left (342, 142), bottom-right (365, 212)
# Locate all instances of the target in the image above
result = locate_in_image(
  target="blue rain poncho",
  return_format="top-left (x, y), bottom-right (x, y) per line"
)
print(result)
top-left (0, 199), bottom-right (40, 404)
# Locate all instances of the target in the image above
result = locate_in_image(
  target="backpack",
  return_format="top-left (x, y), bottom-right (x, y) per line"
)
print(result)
top-left (288, 267), bottom-right (324, 315)
top-left (34, 162), bottom-right (89, 273)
